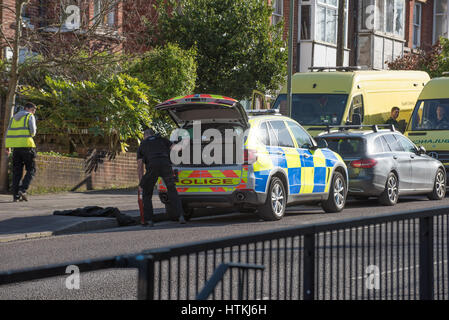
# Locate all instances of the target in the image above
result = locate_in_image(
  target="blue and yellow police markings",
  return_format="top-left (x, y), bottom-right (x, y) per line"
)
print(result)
top-left (251, 145), bottom-right (339, 195)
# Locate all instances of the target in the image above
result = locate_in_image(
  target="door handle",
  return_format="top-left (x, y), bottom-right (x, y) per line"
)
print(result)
top-left (304, 154), bottom-right (311, 158)
top-left (393, 155), bottom-right (398, 160)
top-left (410, 155), bottom-right (415, 159)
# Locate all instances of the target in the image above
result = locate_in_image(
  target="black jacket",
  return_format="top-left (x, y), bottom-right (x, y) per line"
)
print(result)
top-left (137, 134), bottom-right (173, 168)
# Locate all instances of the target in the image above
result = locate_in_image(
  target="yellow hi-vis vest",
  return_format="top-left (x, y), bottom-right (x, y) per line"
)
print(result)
top-left (5, 113), bottom-right (36, 148)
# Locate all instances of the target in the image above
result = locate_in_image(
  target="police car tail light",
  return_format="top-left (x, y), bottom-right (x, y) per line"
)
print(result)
top-left (244, 149), bottom-right (258, 165)
top-left (350, 158), bottom-right (377, 168)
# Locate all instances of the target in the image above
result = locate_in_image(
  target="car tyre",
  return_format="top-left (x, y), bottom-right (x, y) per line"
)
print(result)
top-left (427, 168), bottom-right (446, 200)
top-left (379, 172), bottom-right (399, 206)
top-left (322, 172), bottom-right (346, 213)
top-left (257, 177), bottom-right (286, 221)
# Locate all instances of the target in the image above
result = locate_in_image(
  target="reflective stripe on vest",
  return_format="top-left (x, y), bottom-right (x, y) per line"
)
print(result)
top-left (5, 113), bottom-right (36, 148)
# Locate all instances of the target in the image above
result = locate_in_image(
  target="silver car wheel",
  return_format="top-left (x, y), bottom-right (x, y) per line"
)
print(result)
top-left (387, 175), bottom-right (398, 203)
top-left (436, 170), bottom-right (446, 199)
top-left (334, 176), bottom-right (345, 208)
top-left (271, 182), bottom-right (285, 217)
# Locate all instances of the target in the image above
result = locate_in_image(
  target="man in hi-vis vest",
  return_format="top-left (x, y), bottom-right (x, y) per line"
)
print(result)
top-left (5, 102), bottom-right (37, 202)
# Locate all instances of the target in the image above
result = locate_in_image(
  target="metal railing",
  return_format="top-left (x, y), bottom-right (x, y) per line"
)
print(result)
top-left (1, 206), bottom-right (448, 300)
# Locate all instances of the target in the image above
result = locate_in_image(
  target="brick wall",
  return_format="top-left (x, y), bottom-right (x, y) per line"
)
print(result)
top-left (29, 152), bottom-right (139, 192)
top-left (405, 0), bottom-right (435, 52)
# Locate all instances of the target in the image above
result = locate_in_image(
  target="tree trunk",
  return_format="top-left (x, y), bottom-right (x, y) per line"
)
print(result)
top-left (0, 1), bottom-right (26, 192)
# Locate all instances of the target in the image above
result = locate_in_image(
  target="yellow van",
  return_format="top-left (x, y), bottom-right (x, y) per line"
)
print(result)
top-left (272, 68), bottom-right (430, 136)
top-left (404, 76), bottom-right (449, 179)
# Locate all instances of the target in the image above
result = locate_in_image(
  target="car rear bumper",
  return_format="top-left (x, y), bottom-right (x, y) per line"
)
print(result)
top-left (158, 189), bottom-right (264, 208)
top-left (347, 175), bottom-right (384, 196)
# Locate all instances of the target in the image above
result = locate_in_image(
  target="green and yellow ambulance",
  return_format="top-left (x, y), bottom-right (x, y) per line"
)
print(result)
top-left (272, 69), bottom-right (430, 136)
top-left (405, 76), bottom-right (449, 182)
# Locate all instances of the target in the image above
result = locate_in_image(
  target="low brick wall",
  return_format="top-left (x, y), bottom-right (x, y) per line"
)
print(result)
top-left (29, 153), bottom-right (139, 193)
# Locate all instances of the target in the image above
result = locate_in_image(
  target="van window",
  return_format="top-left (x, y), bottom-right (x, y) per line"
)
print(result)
top-left (286, 121), bottom-right (313, 148)
top-left (411, 99), bottom-right (449, 131)
top-left (348, 95), bottom-right (364, 123)
top-left (269, 120), bottom-right (295, 148)
top-left (273, 94), bottom-right (348, 126)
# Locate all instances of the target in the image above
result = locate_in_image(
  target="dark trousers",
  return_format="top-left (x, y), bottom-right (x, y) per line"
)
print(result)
top-left (12, 148), bottom-right (36, 198)
top-left (139, 162), bottom-right (184, 221)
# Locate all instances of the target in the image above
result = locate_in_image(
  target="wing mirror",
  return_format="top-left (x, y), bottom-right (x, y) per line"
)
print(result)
top-left (316, 139), bottom-right (328, 149)
top-left (352, 113), bottom-right (362, 126)
top-left (418, 146), bottom-right (426, 155)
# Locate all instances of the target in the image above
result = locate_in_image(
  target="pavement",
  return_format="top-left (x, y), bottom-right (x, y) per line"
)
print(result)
top-left (0, 189), bottom-right (170, 243)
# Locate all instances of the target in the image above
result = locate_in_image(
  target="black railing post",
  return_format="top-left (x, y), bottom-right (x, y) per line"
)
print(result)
top-left (419, 217), bottom-right (434, 300)
top-left (303, 233), bottom-right (315, 300)
top-left (136, 254), bottom-right (155, 300)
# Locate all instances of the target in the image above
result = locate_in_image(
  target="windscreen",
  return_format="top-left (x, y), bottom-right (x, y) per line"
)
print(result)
top-left (410, 99), bottom-right (449, 131)
top-left (273, 94), bottom-right (348, 125)
top-left (316, 137), bottom-right (366, 157)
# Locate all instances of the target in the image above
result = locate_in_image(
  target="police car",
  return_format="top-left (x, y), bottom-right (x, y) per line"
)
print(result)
top-left (155, 94), bottom-right (348, 221)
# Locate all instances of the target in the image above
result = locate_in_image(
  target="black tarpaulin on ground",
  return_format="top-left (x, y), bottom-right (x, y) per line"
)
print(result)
top-left (53, 206), bottom-right (140, 226)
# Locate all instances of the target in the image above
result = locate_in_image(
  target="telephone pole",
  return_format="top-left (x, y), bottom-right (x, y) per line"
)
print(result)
top-left (336, 0), bottom-right (346, 66)
top-left (286, 0), bottom-right (295, 117)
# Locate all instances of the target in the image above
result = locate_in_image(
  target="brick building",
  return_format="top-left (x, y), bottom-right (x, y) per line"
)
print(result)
top-left (0, 0), bottom-right (160, 60)
top-left (275, 0), bottom-right (448, 71)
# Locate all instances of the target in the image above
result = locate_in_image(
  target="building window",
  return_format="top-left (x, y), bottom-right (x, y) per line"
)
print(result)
top-left (316, 0), bottom-right (338, 44)
top-left (434, 0), bottom-right (449, 43)
top-left (301, 5), bottom-right (311, 40)
top-left (94, 0), bottom-right (116, 27)
top-left (361, 0), bottom-right (405, 38)
top-left (272, 0), bottom-right (283, 25)
top-left (413, 2), bottom-right (422, 48)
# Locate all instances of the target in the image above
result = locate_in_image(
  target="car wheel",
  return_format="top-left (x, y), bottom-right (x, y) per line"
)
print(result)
top-left (428, 168), bottom-right (446, 200)
top-left (379, 172), bottom-right (399, 206)
top-left (322, 172), bottom-right (346, 213)
top-left (257, 177), bottom-right (286, 221)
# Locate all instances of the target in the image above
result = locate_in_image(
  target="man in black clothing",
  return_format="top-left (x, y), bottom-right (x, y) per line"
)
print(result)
top-left (137, 128), bottom-right (185, 226)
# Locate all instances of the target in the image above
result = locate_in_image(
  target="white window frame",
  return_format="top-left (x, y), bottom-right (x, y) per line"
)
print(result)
top-left (413, 2), bottom-right (422, 48)
top-left (316, 0), bottom-right (339, 45)
top-left (360, 0), bottom-right (405, 39)
top-left (433, 0), bottom-right (449, 43)
top-left (272, 0), bottom-right (283, 25)
top-left (94, 0), bottom-right (116, 27)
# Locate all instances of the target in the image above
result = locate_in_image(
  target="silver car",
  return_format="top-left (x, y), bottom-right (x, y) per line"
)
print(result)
top-left (316, 125), bottom-right (446, 205)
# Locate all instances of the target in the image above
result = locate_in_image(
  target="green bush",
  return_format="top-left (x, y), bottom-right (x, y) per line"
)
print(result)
top-left (21, 74), bottom-right (157, 153)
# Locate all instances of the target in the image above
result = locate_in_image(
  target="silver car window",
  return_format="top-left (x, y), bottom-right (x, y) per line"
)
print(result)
top-left (383, 134), bottom-right (404, 152)
top-left (396, 135), bottom-right (417, 153)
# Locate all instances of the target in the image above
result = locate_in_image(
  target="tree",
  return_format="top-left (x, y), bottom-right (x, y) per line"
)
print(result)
top-left (127, 43), bottom-right (198, 102)
top-left (388, 37), bottom-right (449, 78)
top-left (0, 0), bottom-right (125, 192)
top-left (153, 0), bottom-right (288, 100)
